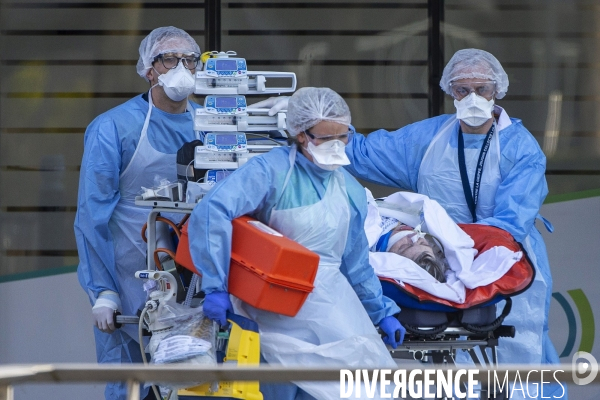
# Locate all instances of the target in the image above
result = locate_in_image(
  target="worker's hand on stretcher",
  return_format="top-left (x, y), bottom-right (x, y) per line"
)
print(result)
top-left (378, 316), bottom-right (406, 349)
top-left (92, 306), bottom-right (117, 333)
top-left (92, 293), bottom-right (120, 333)
top-left (203, 291), bottom-right (234, 327)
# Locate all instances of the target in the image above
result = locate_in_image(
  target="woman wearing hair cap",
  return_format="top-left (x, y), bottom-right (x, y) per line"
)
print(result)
top-left (189, 87), bottom-right (404, 400)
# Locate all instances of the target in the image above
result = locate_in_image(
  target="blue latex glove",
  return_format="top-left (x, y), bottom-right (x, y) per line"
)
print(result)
top-left (379, 316), bottom-right (406, 349)
top-left (203, 291), bottom-right (233, 326)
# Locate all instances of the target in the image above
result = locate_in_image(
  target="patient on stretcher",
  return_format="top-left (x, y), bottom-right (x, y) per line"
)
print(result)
top-left (365, 189), bottom-right (525, 304)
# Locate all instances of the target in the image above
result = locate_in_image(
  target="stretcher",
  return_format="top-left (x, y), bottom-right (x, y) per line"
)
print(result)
top-left (136, 196), bottom-right (532, 399)
top-left (379, 224), bottom-right (535, 400)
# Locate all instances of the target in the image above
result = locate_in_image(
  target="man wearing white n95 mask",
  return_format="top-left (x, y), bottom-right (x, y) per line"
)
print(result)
top-left (74, 26), bottom-right (202, 400)
top-left (344, 49), bottom-right (566, 399)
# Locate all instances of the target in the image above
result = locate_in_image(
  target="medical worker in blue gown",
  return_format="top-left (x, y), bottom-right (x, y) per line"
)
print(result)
top-left (74, 27), bottom-right (202, 400)
top-left (189, 87), bottom-right (405, 400)
top-left (344, 49), bottom-right (565, 399)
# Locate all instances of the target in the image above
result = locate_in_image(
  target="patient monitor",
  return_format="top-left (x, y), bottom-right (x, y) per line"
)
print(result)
top-left (195, 51), bottom-right (297, 95)
top-left (191, 51), bottom-right (296, 192)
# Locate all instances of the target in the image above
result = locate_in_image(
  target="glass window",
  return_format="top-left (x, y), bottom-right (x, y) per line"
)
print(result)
top-left (0, 1), bottom-right (204, 278)
top-left (1, 0), bottom-right (598, 279)
top-left (445, 0), bottom-right (600, 196)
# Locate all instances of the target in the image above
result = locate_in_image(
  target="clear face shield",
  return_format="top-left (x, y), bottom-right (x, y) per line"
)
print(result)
top-left (387, 225), bottom-right (447, 282)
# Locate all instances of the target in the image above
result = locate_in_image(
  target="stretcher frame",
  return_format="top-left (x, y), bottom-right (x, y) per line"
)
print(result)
top-left (389, 316), bottom-right (513, 399)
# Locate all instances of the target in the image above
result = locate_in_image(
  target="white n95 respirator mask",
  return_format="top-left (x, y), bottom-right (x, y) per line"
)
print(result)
top-left (305, 140), bottom-right (351, 171)
top-left (454, 92), bottom-right (495, 127)
top-left (157, 63), bottom-right (195, 101)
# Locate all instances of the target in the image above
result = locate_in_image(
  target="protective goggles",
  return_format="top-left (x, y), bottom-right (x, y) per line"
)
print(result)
top-left (153, 52), bottom-right (201, 70)
top-left (449, 81), bottom-right (496, 100)
top-left (304, 129), bottom-right (354, 143)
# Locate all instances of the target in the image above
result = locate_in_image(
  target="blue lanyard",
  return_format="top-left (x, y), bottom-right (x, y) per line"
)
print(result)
top-left (457, 124), bottom-right (495, 223)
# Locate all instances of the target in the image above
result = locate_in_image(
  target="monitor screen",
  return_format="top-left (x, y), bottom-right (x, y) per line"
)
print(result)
top-left (215, 59), bottom-right (238, 71)
top-left (215, 97), bottom-right (237, 108)
top-left (215, 134), bottom-right (238, 145)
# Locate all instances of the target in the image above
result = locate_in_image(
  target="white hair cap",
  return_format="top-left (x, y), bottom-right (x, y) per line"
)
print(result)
top-left (136, 26), bottom-right (201, 81)
top-left (286, 87), bottom-right (351, 136)
top-left (440, 49), bottom-right (509, 99)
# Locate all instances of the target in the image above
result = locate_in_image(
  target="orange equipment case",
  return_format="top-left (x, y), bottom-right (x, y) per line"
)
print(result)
top-left (175, 216), bottom-right (320, 317)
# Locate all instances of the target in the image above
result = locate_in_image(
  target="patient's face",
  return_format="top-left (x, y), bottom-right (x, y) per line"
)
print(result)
top-left (388, 233), bottom-right (435, 262)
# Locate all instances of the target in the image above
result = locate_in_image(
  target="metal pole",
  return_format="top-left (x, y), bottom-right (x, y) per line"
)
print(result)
top-left (205, 0), bottom-right (222, 52)
top-left (428, 0), bottom-right (445, 117)
top-left (126, 379), bottom-right (140, 400)
top-left (0, 386), bottom-right (14, 400)
top-left (0, 363), bottom-right (598, 385)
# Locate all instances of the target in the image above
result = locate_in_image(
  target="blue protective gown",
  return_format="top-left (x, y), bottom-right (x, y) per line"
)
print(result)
top-left (189, 145), bottom-right (400, 400)
top-left (74, 92), bottom-right (200, 400)
top-left (346, 112), bottom-right (565, 398)
top-left (189, 145), bottom-right (399, 323)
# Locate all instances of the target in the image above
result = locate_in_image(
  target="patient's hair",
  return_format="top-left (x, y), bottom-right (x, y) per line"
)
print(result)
top-left (387, 223), bottom-right (449, 283)
top-left (414, 252), bottom-right (447, 283)
top-left (412, 234), bottom-right (448, 283)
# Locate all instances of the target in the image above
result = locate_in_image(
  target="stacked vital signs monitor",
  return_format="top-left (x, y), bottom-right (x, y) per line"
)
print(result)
top-left (193, 51), bottom-right (297, 185)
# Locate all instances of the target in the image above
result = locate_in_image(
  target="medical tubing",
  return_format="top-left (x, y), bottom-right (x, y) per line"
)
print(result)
top-left (142, 215), bottom-right (185, 269)
top-left (177, 213), bottom-right (190, 228)
top-left (138, 306), bottom-right (149, 364)
top-left (459, 298), bottom-right (512, 334)
top-left (153, 248), bottom-right (177, 271)
top-left (186, 158), bottom-right (194, 181)
top-left (141, 216), bottom-right (183, 243)
top-left (183, 273), bottom-right (200, 307)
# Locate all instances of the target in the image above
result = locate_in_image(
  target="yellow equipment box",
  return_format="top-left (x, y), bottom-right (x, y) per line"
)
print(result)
top-left (178, 312), bottom-right (263, 400)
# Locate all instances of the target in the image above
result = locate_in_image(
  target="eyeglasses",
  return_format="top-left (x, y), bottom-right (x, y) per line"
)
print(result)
top-left (450, 81), bottom-right (496, 100)
top-left (304, 129), bottom-right (354, 143)
top-left (153, 53), bottom-right (200, 70)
